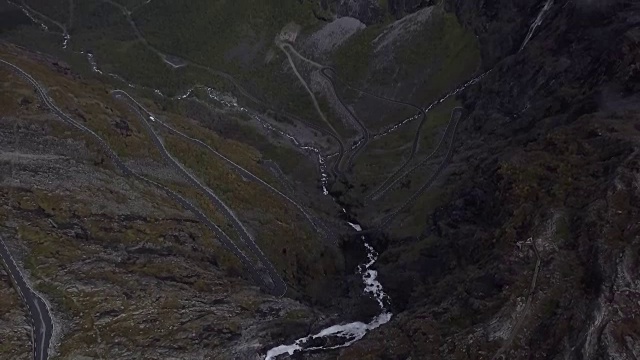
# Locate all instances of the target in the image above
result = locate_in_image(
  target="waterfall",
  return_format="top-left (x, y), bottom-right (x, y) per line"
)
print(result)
top-left (264, 228), bottom-right (392, 359)
top-left (520, 0), bottom-right (554, 51)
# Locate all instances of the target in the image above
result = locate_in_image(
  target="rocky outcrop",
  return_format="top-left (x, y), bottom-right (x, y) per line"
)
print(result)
top-left (444, 0), bottom-right (540, 67)
top-left (309, 0), bottom-right (435, 25)
top-left (347, 0), bottom-right (640, 359)
top-left (2, 0), bottom-right (639, 359)
top-left (388, 0), bottom-right (434, 19)
top-left (336, 0), bottom-right (384, 25)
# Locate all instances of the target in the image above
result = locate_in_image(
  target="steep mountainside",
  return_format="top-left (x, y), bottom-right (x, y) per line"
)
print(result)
top-left (366, 0), bottom-right (640, 359)
top-left (0, 0), bottom-right (639, 359)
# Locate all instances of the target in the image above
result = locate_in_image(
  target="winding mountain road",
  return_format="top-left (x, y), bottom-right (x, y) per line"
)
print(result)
top-left (319, 68), bottom-right (430, 196)
top-left (114, 91), bottom-right (319, 232)
top-left (279, 42), bottom-right (369, 174)
top-left (102, 2), bottom-right (343, 185)
top-left (113, 89), bottom-right (288, 297)
top-left (378, 108), bottom-right (463, 229)
top-left (371, 107), bottom-right (462, 202)
top-left (318, 67), bottom-right (370, 171)
top-left (277, 42), bottom-right (346, 179)
top-left (365, 70), bottom-right (491, 203)
top-left (0, 58), bottom-right (283, 296)
top-left (0, 237), bottom-right (53, 360)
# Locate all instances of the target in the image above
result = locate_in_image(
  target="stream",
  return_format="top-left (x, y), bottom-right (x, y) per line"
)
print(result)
top-left (10, 6), bottom-right (487, 359)
top-left (81, 49), bottom-right (392, 359)
top-left (264, 223), bottom-right (392, 359)
top-left (179, 85), bottom-right (332, 195)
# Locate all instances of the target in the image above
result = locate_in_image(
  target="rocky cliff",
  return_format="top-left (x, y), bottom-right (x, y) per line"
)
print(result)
top-left (312, 0), bottom-right (435, 24)
top-left (354, 0), bottom-right (640, 359)
top-left (1, 0), bottom-right (638, 359)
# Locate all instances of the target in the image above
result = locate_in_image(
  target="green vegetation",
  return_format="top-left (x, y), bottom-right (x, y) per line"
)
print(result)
top-left (18, 223), bottom-right (88, 274)
top-left (386, 9), bottom-right (480, 103)
top-left (417, 97), bottom-right (460, 153)
top-left (2, 26), bottom-right (68, 59)
top-left (1, 47), bottom-right (168, 163)
top-left (116, 123), bottom-right (341, 296)
top-left (412, 12), bottom-right (480, 101)
top-left (331, 26), bottom-right (381, 84)
top-left (396, 182), bottom-right (452, 237)
top-left (0, 2), bottom-right (32, 33)
top-left (351, 143), bottom-right (414, 197)
top-left (260, 140), bottom-right (317, 182)
top-left (134, 0), bottom-right (319, 71)
top-left (23, 0), bottom-right (71, 25)
top-left (35, 282), bottom-right (78, 313)
top-left (349, 97), bottom-right (459, 207)
top-left (70, 0), bottom-right (133, 41)
top-left (166, 103), bottom-right (318, 183)
top-left (160, 114), bottom-right (281, 185)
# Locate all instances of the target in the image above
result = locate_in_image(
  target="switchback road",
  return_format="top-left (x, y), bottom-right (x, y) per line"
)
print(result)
top-left (379, 108), bottom-right (463, 229)
top-left (277, 41), bottom-right (346, 179)
top-left (0, 58), bottom-right (281, 296)
top-left (0, 236), bottom-right (53, 360)
top-left (115, 91), bottom-right (319, 233)
top-left (371, 107), bottom-right (462, 202)
top-left (113, 90), bottom-right (287, 296)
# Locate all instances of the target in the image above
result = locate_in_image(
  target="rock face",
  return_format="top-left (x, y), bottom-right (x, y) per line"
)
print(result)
top-left (0, 46), bottom-right (349, 359)
top-left (388, 0), bottom-right (434, 19)
top-left (312, 0), bottom-right (434, 25)
top-left (1, 0), bottom-right (639, 359)
top-left (445, 0), bottom-right (542, 67)
top-left (338, 0), bottom-right (640, 359)
top-left (335, 0), bottom-right (385, 25)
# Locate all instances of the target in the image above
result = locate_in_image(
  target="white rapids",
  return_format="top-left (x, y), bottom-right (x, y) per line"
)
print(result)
top-left (264, 224), bottom-right (391, 359)
top-left (347, 222), bottom-right (362, 232)
top-left (176, 85), bottom-right (332, 195)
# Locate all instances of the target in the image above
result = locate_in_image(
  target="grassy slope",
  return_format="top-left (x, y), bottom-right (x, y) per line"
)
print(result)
top-left (393, 10), bottom-right (480, 103)
top-left (4, 0), bottom-right (479, 234)
top-left (1, 42), bottom-right (335, 295)
top-left (133, 0), bottom-right (322, 104)
top-left (0, 278), bottom-right (30, 359)
top-left (23, 0), bottom-right (71, 26)
top-left (1, 43), bottom-right (346, 355)
top-left (333, 8), bottom-right (479, 222)
top-left (134, 0), bottom-right (318, 69)
top-left (332, 7), bottom-right (479, 114)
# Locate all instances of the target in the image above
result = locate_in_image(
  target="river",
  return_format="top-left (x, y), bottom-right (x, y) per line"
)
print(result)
top-left (264, 223), bottom-right (392, 359)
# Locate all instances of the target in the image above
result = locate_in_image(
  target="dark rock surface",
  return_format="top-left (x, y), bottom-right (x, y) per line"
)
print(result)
top-left (341, 0), bottom-right (640, 359)
top-left (336, 0), bottom-right (385, 25)
top-left (388, 0), bottom-right (434, 19)
top-left (2, 0), bottom-right (639, 358)
top-left (309, 0), bottom-right (435, 25)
